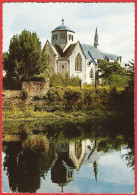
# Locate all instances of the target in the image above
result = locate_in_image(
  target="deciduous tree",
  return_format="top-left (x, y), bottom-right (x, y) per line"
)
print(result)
top-left (3, 30), bottom-right (46, 88)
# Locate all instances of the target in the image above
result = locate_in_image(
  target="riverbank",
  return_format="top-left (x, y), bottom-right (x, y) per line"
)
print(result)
top-left (3, 108), bottom-right (118, 131)
top-left (2, 86), bottom-right (123, 121)
top-left (3, 105), bottom-right (117, 121)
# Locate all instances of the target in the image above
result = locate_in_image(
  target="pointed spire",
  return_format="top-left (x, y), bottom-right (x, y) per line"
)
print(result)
top-left (94, 27), bottom-right (99, 48)
top-left (95, 27), bottom-right (98, 37)
top-left (62, 18), bottom-right (64, 25)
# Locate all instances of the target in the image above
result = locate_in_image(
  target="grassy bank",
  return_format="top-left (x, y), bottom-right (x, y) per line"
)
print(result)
top-left (3, 85), bottom-right (133, 124)
top-left (2, 109), bottom-right (119, 136)
top-left (3, 106), bottom-right (117, 124)
top-left (3, 98), bottom-right (118, 134)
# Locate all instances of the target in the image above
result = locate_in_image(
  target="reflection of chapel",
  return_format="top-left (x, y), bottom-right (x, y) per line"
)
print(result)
top-left (51, 139), bottom-right (100, 193)
top-left (43, 19), bottom-right (122, 83)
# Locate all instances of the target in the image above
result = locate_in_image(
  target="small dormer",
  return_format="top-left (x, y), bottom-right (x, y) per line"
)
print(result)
top-left (51, 19), bottom-right (75, 51)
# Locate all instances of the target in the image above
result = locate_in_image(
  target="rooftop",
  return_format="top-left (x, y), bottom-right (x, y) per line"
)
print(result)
top-left (52, 25), bottom-right (75, 33)
top-left (81, 43), bottom-right (104, 63)
top-left (52, 19), bottom-right (75, 33)
top-left (102, 52), bottom-right (119, 61)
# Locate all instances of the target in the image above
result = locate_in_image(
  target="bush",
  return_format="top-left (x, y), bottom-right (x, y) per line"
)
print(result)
top-left (83, 89), bottom-right (96, 108)
top-left (21, 90), bottom-right (28, 100)
top-left (46, 87), bottom-right (66, 103)
top-left (3, 77), bottom-right (21, 90)
top-left (64, 88), bottom-right (84, 109)
top-left (49, 73), bottom-right (81, 87)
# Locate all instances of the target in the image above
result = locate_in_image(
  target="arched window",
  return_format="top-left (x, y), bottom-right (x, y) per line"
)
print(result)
top-left (90, 68), bottom-right (94, 78)
top-left (75, 53), bottom-right (82, 71)
top-left (45, 52), bottom-right (51, 66)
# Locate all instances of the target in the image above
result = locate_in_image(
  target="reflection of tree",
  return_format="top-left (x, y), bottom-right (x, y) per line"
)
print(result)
top-left (2, 114), bottom-right (134, 192)
top-left (122, 147), bottom-right (134, 171)
top-left (3, 141), bottom-right (55, 193)
top-left (3, 142), bottom-right (22, 192)
top-left (96, 116), bottom-right (134, 170)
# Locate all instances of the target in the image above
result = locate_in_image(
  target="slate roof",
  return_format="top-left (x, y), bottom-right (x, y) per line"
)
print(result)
top-left (52, 44), bottom-right (63, 57)
top-left (102, 52), bottom-right (118, 61)
top-left (51, 44), bottom-right (59, 56)
top-left (52, 25), bottom-right (75, 33)
top-left (81, 44), bottom-right (104, 63)
top-left (50, 41), bottom-right (120, 63)
top-left (64, 44), bottom-right (77, 58)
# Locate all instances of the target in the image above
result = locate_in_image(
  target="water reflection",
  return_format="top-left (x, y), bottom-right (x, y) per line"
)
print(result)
top-left (2, 118), bottom-right (134, 193)
top-left (3, 136), bottom-right (55, 192)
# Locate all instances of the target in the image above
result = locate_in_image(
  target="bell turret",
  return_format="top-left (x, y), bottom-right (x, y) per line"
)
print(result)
top-left (51, 19), bottom-right (75, 51)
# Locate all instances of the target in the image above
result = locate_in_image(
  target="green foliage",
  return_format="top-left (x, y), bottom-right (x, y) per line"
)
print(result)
top-left (45, 87), bottom-right (112, 110)
top-left (125, 59), bottom-right (134, 88)
top-left (21, 91), bottom-right (28, 100)
top-left (2, 52), bottom-right (8, 70)
top-left (49, 73), bottom-right (64, 87)
top-left (3, 30), bottom-right (45, 89)
top-left (46, 86), bottom-right (66, 103)
top-left (3, 77), bottom-right (21, 90)
top-left (82, 83), bottom-right (94, 89)
top-left (49, 72), bottom-right (81, 87)
top-left (83, 89), bottom-right (96, 108)
top-left (108, 73), bottom-right (129, 89)
top-left (64, 88), bottom-right (84, 109)
top-left (97, 60), bottom-right (128, 88)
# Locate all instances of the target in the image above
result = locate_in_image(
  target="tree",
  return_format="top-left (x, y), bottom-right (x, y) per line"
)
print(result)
top-left (125, 59), bottom-right (134, 88)
top-left (2, 52), bottom-right (9, 70)
top-left (97, 59), bottom-right (129, 88)
top-left (3, 30), bottom-right (46, 89)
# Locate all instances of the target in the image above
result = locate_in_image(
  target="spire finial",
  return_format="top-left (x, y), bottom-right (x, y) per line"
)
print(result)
top-left (62, 18), bottom-right (64, 25)
top-left (95, 27), bottom-right (98, 36)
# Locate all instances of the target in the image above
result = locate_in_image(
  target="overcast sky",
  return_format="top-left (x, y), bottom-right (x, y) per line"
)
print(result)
top-left (3, 2), bottom-right (135, 63)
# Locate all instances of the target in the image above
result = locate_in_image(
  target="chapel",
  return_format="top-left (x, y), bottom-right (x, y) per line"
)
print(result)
top-left (43, 19), bottom-right (122, 84)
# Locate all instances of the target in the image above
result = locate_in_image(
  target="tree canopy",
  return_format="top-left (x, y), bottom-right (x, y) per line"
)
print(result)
top-left (3, 30), bottom-right (47, 87)
top-left (97, 59), bottom-right (129, 88)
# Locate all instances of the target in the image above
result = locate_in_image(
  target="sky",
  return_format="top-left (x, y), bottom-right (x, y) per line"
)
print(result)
top-left (3, 2), bottom-right (135, 64)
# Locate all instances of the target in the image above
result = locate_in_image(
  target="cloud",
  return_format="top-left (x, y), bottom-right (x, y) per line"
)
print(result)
top-left (3, 2), bottom-right (135, 62)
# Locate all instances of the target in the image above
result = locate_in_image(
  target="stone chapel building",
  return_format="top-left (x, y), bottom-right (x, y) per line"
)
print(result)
top-left (43, 19), bottom-right (122, 84)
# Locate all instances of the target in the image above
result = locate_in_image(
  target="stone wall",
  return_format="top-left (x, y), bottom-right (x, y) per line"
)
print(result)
top-left (22, 79), bottom-right (49, 97)
top-left (2, 90), bottom-right (21, 98)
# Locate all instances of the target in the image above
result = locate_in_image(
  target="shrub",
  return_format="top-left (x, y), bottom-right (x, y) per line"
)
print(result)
top-left (83, 89), bottom-right (96, 108)
top-left (64, 88), bottom-right (84, 109)
top-left (21, 90), bottom-right (28, 100)
top-left (49, 73), bottom-right (81, 87)
top-left (46, 87), bottom-right (66, 103)
top-left (82, 83), bottom-right (94, 89)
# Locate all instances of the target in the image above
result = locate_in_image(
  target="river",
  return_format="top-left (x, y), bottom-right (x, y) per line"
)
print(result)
top-left (2, 116), bottom-right (134, 193)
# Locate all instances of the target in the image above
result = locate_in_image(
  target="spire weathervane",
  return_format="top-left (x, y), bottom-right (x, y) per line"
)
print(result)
top-left (62, 18), bottom-right (64, 25)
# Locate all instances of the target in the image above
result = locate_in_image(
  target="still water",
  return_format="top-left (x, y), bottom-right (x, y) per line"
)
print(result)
top-left (2, 118), bottom-right (134, 193)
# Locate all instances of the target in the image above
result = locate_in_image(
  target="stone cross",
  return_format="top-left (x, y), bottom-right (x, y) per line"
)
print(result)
top-left (62, 18), bottom-right (64, 25)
